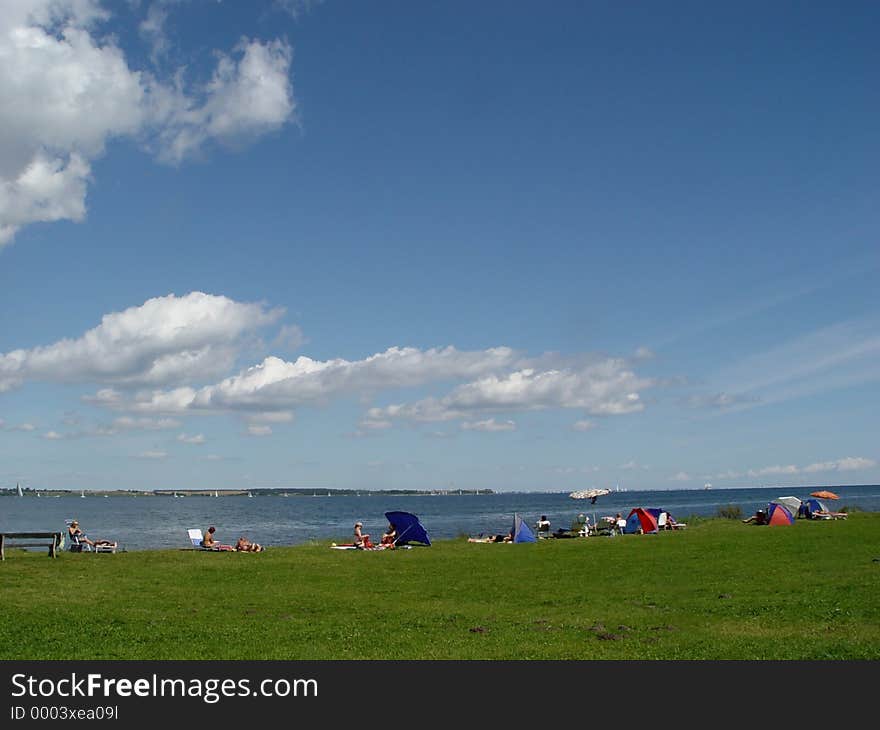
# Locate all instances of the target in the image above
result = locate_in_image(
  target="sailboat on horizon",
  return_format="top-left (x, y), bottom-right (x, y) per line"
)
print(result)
top-left (17, 482), bottom-right (24, 497)
top-left (80, 489), bottom-right (86, 498)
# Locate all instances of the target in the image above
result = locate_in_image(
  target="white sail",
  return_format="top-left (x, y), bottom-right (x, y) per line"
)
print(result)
top-left (17, 482), bottom-right (24, 497)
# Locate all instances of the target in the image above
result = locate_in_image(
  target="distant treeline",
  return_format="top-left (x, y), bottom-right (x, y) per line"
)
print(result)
top-left (1, 487), bottom-right (495, 497)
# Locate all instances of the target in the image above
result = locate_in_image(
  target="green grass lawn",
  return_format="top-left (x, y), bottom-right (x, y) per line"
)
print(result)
top-left (2, 514), bottom-right (878, 659)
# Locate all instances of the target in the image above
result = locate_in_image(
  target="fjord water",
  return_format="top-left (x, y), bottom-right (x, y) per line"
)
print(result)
top-left (2, 485), bottom-right (879, 552)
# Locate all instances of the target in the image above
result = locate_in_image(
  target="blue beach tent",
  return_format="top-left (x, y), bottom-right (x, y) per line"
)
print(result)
top-left (511, 513), bottom-right (537, 543)
top-left (385, 511), bottom-right (431, 546)
top-left (804, 498), bottom-right (827, 518)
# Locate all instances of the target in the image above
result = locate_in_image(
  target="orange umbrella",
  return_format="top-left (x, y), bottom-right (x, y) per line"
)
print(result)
top-left (810, 490), bottom-right (839, 500)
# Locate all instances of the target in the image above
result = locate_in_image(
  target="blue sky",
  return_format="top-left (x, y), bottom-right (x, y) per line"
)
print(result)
top-left (1, 0), bottom-right (878, 493)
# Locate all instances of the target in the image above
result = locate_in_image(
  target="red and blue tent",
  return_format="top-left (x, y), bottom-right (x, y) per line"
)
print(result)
top-left (625, 508), bottom-right (659, 534)
top-left (766, 502), bottom-right (794, 526)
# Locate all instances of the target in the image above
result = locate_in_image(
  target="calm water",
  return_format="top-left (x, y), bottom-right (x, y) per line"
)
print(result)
top-left (2, 485), bottom-right (879, 552)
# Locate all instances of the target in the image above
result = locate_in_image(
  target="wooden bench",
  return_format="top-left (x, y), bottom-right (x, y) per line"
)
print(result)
top-left (0, 532), bottom-right (63, 560)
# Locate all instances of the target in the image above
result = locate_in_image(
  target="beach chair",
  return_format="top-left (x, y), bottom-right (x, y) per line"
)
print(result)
top-left (187, 528), bottom-right (234, 550)
top-left (657, 512), bottom-right (669, 530)
top-left (66, 529), bottom-right (92, 553)
top-left (94, 542), bottom-right (118, 553)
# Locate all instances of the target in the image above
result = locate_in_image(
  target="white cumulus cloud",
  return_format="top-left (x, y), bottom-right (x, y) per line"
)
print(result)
top-left (0, 1), bottom-right (295, 246)
top-left (369, 359), bottom-right (651, 424)
top-left (117, 346), bottom-right (517, 415)
top-left (0, 292), bottom-right (283, 391)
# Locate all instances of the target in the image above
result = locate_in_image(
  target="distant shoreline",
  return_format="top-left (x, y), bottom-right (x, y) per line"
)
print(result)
top-left (3, 484), bottom-right (877, 497)
top-left (1, 487), bottom-right (497, 498)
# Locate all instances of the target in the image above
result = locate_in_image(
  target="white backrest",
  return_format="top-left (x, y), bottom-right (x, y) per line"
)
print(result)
top-left (658, 512), bottom-right (668, 527)
top-left (187, 528), bottom-right (203, 546)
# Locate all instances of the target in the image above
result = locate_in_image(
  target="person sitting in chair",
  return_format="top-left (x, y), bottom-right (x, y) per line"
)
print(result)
top-left (535, 515), bottom-right (551, 537)
top-left (67, 520), bottom-right (115, 550)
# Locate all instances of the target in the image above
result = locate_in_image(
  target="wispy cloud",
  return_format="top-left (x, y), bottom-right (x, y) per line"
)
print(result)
top-left (246, 425), bottom-right (272, 437)
top-left (0, 420), bottom-right (36, 432)
top-left (177, 433), bottom-right (206, 445)
top-left (571, 420), bottom-right (596, 432)
top-left (461, 418), bottom-right (516, 432)
top-left (692, 317), bottom-right (880, 414)
top-left (113, 416), bottom-right (181, 431)
top-left (685, 392), bottom-right (760, 409)
top-left (747, 456), bottom-right (875, 478)
top-left (135, 450), bottom-right (167, 460)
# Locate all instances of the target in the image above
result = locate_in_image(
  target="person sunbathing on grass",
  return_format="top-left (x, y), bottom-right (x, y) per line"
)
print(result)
top-left (235, 536), bottom-right (265, 552)
top-left (466, 532), bottom-right (509, 543)
top-left (742, 509), bottom-right (768, 525)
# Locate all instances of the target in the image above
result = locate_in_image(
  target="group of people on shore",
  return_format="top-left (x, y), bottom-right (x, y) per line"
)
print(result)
top-left (67, 520), bottom-right (266, 553)
top-left (200, 525), bottom-right (264, 552)
top-left (353, 520), bottom-right (398, 549)
top-left (66, 520), bottom-right (117, 550)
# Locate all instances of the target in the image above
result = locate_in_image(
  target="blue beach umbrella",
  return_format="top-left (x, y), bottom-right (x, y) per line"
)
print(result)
top-left (385, 511), bottom-right (431, 546)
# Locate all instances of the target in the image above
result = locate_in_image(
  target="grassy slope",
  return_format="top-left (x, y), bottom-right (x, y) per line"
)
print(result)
top-left (2, 515), bottom-right (878, 659)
